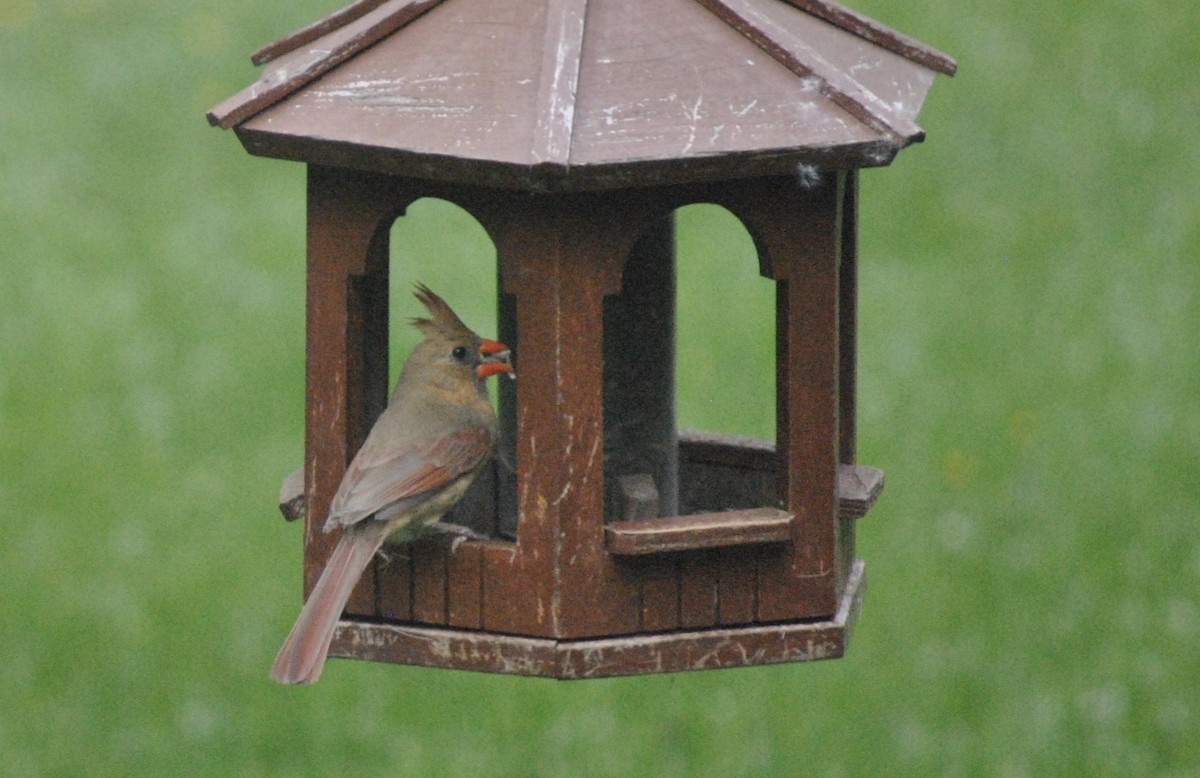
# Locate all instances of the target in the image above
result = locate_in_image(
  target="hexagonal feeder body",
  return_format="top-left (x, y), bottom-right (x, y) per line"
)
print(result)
top-left (210, 0), bottom-right (954, 679)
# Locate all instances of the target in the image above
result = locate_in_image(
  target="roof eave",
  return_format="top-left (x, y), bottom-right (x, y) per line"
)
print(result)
top-left (234, 123), bottom-right (910, 193)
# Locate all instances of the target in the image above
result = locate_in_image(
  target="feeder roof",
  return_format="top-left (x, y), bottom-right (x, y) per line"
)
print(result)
top-left (209, 0), bottom-right (954, 191)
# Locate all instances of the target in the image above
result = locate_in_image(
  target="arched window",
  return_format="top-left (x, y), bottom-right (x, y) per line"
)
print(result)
top-left (388, 197), bottom-right (498, 390)
top-left (675, 203), bottom-right (774, 440)
top-left (603, 203), bottom-right (774, 524)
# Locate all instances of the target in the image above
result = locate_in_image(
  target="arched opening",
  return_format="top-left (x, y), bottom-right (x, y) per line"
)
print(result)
top-left (385, 198), bottom-right (511, 541)
top-left (387, 198), bottom-right (499, 391)
top-left (675, 204), bottom-right (774, 440)
top-left (602, 204), bottom-right (774, 524)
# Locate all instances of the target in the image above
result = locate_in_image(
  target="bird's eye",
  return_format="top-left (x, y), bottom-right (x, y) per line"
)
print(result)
top-left (451, 345), bottom-right (468, 362)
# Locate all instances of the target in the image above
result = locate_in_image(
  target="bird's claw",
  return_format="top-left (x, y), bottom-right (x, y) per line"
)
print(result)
top-left (427, 521), bottom-right (488, 553)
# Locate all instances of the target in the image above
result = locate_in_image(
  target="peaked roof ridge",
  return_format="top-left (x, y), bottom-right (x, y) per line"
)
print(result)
top-left (206, 0), bottom-right (447, 129)
top-left (697, 0), bottom-right (923, 143)
top-left (776, 0), bottom-right (956, 76)
top-left (530, 0), bottom-right (587, 170)
top-left (251, 0), bottom-right (391, 66)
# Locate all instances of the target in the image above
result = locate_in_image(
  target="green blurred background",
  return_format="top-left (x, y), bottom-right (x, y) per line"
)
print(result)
top-left (3, 0), bottom-right (1197, 774)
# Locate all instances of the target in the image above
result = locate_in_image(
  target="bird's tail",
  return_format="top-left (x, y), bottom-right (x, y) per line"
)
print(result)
top-left (270, 521), bottom-right (390, 685)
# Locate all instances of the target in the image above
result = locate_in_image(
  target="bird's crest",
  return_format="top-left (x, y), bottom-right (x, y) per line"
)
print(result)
top-left (411, 283), bottom-right (473, 339)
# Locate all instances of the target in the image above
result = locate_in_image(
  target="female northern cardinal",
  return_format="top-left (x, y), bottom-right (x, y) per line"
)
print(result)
top-left (270, 284), bottom-right (513, 684)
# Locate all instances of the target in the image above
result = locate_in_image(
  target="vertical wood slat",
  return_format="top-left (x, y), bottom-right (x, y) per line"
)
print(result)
top-left (446, 542), bottom-right (484, 628)
top-left (481, 200), bottom-right (589, 637)
top-left (495, 287), bottom-right (521, 539)
top-left (836, 169), bottom-right (859, 592)
top-left (838, 170), bottom-right (858, 465)
top-left (759, 172), bottom-right (844, 622)
top-left (547, 202), bottom-right (642, 639)
top-left (679, 552), bottom-right (719, 629)
top-left (639, 558), bottom-right (680, 632)
top-left (304, 165), bottom-right (395, 619)
top-left (478, 192), bottom-right (645, 639)
top-left (717, 546), bottom-right (758, 625)
top-left (441, 463), bottom-right (493, 629)
top-left (376, 548), bottom-right (413, 621)
top-left (411, 543), bottom-right (449, 624)
top-left (345, 239), bottom-right (391, 618)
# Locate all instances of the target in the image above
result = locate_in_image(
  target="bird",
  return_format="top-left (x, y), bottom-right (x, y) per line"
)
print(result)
top-left (270, 283), bottom-right (513, 685)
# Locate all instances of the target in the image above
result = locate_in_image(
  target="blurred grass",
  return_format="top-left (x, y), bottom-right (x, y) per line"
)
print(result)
top-left (2, 0), bottom-right (1197, 775)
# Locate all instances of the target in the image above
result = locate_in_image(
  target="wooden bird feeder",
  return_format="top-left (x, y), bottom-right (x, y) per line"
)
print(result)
top-left (210, 0), bottom-right (954, 679)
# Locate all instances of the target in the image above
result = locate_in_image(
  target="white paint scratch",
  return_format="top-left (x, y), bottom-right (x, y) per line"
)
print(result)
top-left (561, 414), bottom-right (574, 457)
top-left (733, 99), bottom-right (758, 116)
top-left (681, 93), bottom-right (703, 154)
top-left (583, 434), bottom-right (600, 474)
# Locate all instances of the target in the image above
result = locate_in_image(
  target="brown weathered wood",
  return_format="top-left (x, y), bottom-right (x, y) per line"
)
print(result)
top-left (679, 552), bottom-right (719, 629)
top-left (410, 543), bottom-right (449, 625)
top-left (231, 0), bottom-right (552, 176)
top-left (677, 429), bottom-right (884, 521)
top-left (838, 170), bottom-right (859, 465)
top-left (376, 546), bottom-right (413, 621)
top-left (678, 430), bottom-right (776, 515)
top-left (837, 168), bottom-right (859, 591)
top-left (775, 0), bottom-right (957, 76)
top-left (211, 0), bottom-right (954, 678)
top-left (445, 541), bottom-right (484, 629)
top-left (558, 557), bottom-right (864, 678)
top-left (572, 0), bottom-right (880, 170)
top-left (760, 172), bottom-right (844, 621)
top-left (214, 0), bottom-right (952, 189)
top-left (680, 428), bottom-right (775, 469)
top-left (837, 464), bottom-right (883, 520)
top-left (697, 0), bottom-right (922, 142)
top-left (207, 0), bottom-right (447, 129)
top-left (717, 546), bottom-right (758, 625)
top-left (638, 557), bottom-right (681, 632)
top-left (614, 474), bottom-right (660, 521)
top-left (480, 540), bottom-right (535, 634)
top-left (333, 618), bottom-right (562, 677)
top-left (605, 508), bottom-right (793, 555)
top-left (474, 192), bottom-right (634, 639)
top-left (533, 202), bottom-right (640, 638)
top-left (251, 0), bottom-right (391, 65)
top-left (328, 557), bottom-right (865, 678)
top-left (531, 0), bottom-right (587, 168)
top-left (480, 206), bottom-right (581, 637)
top-left (304, 166), bottom-right (398, 618)
top-left (495, 289), bottom-right (520, 539)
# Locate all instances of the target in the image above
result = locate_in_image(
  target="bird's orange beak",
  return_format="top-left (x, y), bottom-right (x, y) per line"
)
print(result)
top-left (476, 339), bottom-right (514, 380)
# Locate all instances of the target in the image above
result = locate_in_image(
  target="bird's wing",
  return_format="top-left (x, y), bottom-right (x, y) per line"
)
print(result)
top-left (327, 425), bottom-right (493, 527)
